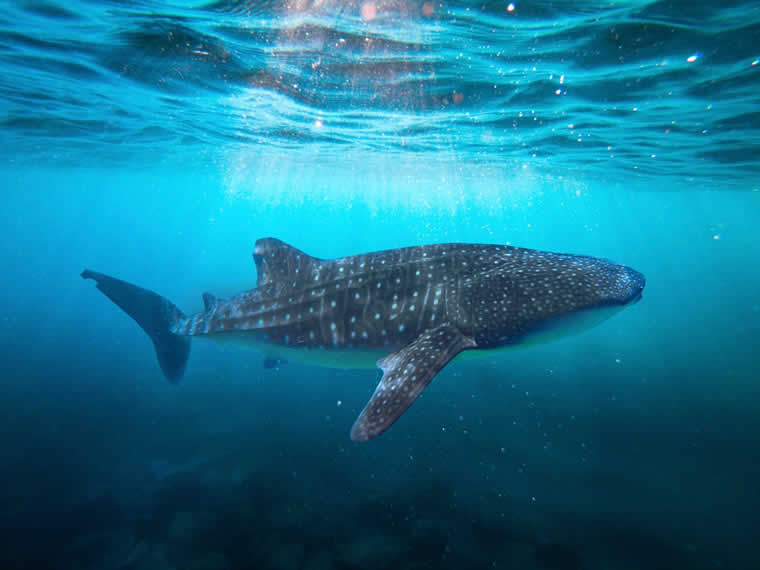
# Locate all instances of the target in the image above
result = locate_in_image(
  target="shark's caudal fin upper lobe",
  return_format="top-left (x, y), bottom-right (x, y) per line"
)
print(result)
top-left (81, 270), bottom-right (191, 383)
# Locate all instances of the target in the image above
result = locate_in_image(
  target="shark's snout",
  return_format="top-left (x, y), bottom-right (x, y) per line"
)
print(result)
top-left (622, 267), bottom-right (646, 305)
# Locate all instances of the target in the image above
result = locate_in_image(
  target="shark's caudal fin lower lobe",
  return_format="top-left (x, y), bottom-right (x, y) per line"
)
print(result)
top-left (81, 270), bottom-right (191, 383)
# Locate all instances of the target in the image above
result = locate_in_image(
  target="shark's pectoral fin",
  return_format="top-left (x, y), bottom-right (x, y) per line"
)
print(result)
top-left (350, 323), bottom-right (476, 442)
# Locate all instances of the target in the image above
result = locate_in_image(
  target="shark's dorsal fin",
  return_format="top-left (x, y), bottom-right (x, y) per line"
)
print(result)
top-left (202, 292), bottom-right (218, 312)
top-left (350, 323), bottom-right (476, 441)
top-left (253, 238), bottom-right (323, 293)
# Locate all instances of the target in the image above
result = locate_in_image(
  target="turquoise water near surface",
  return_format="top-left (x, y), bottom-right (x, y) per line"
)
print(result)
top-left (1, 2), bottom-right (759, 569)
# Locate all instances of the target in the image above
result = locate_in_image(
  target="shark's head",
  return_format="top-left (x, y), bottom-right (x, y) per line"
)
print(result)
top-left (582, 259), bottom-right (646, 308)
top-left (462, 250), bottom-right (645, 347)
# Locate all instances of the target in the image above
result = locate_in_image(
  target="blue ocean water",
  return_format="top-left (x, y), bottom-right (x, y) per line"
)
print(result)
top-left (1, 1), bottom-right (759, 569)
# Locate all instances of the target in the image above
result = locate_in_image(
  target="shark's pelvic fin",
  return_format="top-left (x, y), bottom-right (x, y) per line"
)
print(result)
top-left (81, 270), bottom-right (191, 383)
top-left (350, 323), bottom-right (476, 441)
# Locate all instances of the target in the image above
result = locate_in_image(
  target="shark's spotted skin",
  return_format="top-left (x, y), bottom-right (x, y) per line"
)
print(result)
top-left (82, 237), bottom-right (645, 441)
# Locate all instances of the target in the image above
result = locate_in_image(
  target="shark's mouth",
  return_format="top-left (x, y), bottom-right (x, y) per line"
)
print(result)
top-left (627, 291), bottom-right (643, 305)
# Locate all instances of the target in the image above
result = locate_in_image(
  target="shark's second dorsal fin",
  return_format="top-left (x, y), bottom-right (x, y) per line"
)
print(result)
top-left (253, 238), bottom-right (322, 292)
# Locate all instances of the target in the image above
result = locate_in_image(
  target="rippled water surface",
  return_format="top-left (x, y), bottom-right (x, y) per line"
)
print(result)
top-left (2, 0), bottom-right (759, 186)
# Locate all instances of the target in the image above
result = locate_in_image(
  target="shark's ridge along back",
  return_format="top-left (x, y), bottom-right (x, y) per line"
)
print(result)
top-left (82, 237), bottom-right (645, 441)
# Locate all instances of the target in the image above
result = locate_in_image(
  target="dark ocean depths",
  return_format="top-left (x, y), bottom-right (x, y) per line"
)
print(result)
top-left (1, 1), bottom-right (759, 569)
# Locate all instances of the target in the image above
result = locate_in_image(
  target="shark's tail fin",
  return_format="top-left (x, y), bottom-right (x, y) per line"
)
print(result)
top-left (81, 269), bottom-right (191, 383)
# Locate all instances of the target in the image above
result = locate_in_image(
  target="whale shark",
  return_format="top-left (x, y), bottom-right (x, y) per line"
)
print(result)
top-left (81, 237), bottom-right (645, 441)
